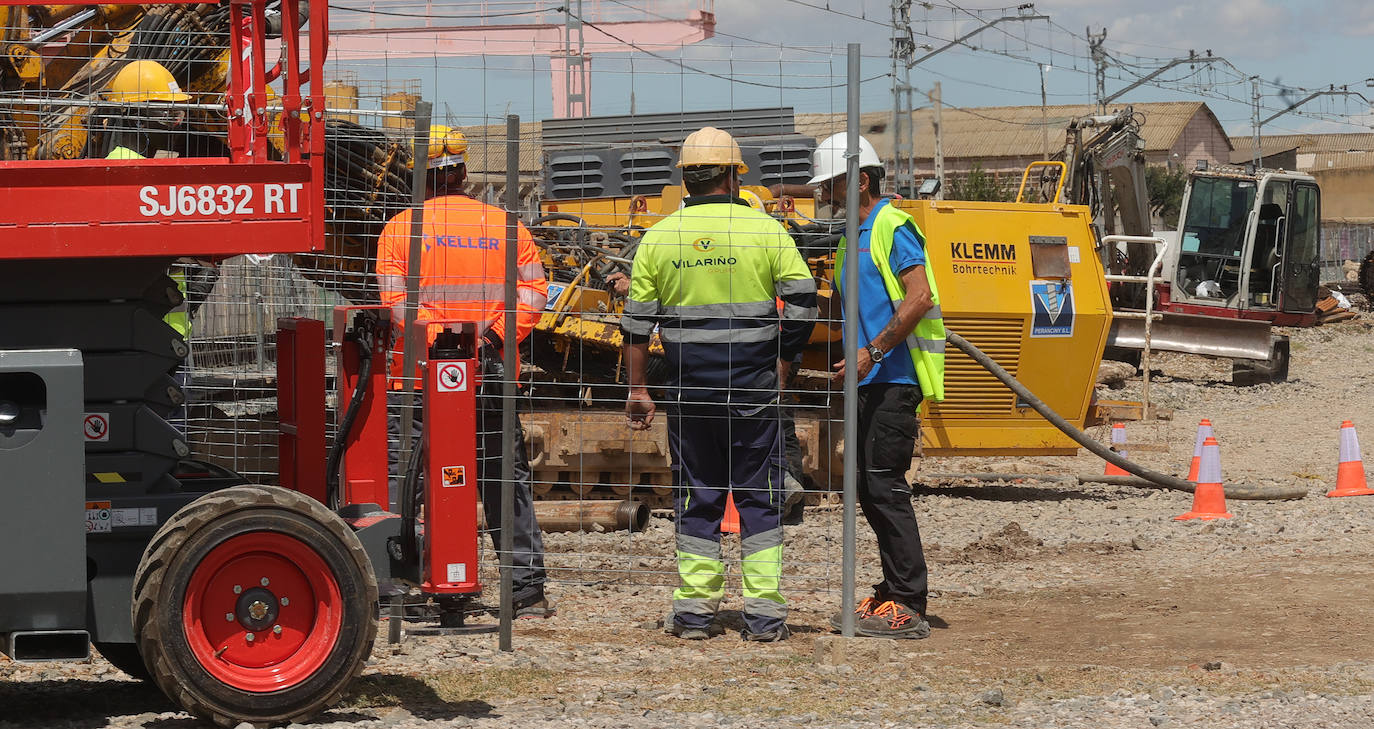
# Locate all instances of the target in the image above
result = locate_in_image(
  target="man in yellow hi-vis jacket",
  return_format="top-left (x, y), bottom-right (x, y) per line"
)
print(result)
top-left (621, 127), bottom-right (817, 642)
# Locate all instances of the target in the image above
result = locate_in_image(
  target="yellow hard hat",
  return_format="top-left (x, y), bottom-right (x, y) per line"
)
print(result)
top-left (428, 124), bottom-right (468, 168)
top-left (676, 126), bottom-right (748, 174)
top-left (108, 60), bottom-right (190, 103)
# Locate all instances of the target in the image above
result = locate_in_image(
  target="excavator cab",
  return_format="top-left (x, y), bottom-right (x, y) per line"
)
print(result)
top-left (1168, 167), bottom-right (1320, 323)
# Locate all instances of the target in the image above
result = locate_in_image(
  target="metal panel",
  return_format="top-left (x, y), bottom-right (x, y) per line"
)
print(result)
top-left (544, 135), bottom-right (817, 200)
top-left (0, 349), bottom-right (87, 637)
top-left (541, 107), bottom-right (797, 146)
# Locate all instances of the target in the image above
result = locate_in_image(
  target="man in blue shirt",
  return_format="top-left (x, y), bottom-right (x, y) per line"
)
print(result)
top-left (812, 133), bottom-right (941, 639)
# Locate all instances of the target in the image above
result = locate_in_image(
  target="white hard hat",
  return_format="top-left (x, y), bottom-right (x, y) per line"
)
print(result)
top-left (808, 132), bottom-right (882, 186)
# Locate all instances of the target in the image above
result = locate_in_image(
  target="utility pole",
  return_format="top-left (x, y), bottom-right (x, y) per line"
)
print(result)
top-left (1088, 27), bottom-right (1107, 113)
top-left (893, 5), bottom-right (1046, 194)
top-left (1251, 76), bottom-right (1262, 168)
top-left (890, 0), bottom-right (915, 195)
top-left (1251, 82), bottom-right (1373, 166)
top-left (563, 0), bottom-right (587, 118)
top-left (1040, 64), bottom-right (1050, 160)
top-left (931, 81), bottom-right (944, 200)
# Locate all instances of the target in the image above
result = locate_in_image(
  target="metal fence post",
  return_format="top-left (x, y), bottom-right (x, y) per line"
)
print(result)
top-left (840, 43), bottom-right (861, 638)
top-left (499, 114), bottom-right (520, 652)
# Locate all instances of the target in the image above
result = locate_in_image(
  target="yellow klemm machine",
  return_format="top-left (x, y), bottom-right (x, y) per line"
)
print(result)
top-left (896, 197), bottom-right (1113, 455)
top-left (524, 187), bottom-right (1115, 498)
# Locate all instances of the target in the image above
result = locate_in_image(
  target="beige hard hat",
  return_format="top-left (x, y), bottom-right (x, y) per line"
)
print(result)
top-left (676, 126), bottom-right (748, 174)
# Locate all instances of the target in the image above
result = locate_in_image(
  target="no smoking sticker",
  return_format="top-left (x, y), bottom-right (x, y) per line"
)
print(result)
top-left (86, 501), bottom-right (112, 534)
top-left (84, 413), bottom-right (110, 442)
top-left (441, 465), bottom-right (466, 488)
top-left (436, 362), bottom-right (468, 392)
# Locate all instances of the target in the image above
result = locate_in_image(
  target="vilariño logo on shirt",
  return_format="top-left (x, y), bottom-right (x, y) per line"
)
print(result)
top-left (692, 237), bottom-right (715, 252)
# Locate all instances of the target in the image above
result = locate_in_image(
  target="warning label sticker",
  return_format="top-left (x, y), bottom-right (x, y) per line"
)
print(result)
top-left (436, 362), bottom-right (468, 392)
top-left (446, 562), bottom-right (468, 584)
top-left (1029, 280), bottom-right (1075, 338)
top-left (441, 465), bottom-right (466, 488)
top-left (83, 413), bottom-right (110, 442)
top-left (112, 507), bottom-right (159, 529)
top-left (86, 501), bottom-right (112, 534)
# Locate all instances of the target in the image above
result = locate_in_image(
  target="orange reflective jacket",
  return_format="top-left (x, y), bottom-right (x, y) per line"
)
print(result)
top-left (376, 195), bottom-right (548, 354)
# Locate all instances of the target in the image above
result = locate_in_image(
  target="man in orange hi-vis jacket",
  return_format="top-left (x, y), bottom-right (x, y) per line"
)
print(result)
top-left (376, 125), bottom-right (554, 619)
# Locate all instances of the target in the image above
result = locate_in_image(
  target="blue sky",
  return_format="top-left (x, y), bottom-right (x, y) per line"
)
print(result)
top-left (331, 1), bottom-right (1374, 137)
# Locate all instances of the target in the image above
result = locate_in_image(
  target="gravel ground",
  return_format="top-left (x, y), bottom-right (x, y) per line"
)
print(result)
top-left (3, 318), bottom-right (1373, 728)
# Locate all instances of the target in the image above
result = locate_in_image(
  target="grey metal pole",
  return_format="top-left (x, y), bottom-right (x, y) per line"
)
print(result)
top-left (399, 102), bottom-right (432, 473)
top-left (840, 43), bottom-right (861, 639)
top-left (499, 114), bottom-right (520, 652)
top-left (393, 101), bottom-right (430, 646)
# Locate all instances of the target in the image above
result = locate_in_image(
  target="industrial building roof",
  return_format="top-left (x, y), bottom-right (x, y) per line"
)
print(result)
top-left (793, 101), bottom-right (1226, 162)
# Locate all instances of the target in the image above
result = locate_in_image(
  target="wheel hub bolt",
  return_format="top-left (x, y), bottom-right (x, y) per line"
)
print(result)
top-left (260, 577), bottom-right (270, 587)
top-left (280, 597), bottom-right (290, 607)
top-left (233, 585), bottom-right (242, 594)
top-left (248, 600), bottom-right (269, 620)
top-left (273, 625), bottom-right (282, 635)
top-left (224, 612), bottom-right (235, 622)
top-left (246, 633), bottom-right (255, 642)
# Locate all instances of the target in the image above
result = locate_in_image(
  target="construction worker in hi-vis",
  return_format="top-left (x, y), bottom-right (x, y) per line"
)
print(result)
top-left (813, 132), bottom-right (944, 640)
top-left (376, 124), bottom-right (555, 619)
top-left (104, 59), bottom-right (208, 434)
top-left (621, 127), bottom-right (817, 641)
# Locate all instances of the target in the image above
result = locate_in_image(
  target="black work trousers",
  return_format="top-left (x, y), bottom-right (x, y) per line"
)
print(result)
top-left (855, 382), bottom-right (928, 614)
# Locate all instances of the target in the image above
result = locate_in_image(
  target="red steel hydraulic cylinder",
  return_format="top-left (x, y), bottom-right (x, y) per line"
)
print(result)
top-left (420, 340), bottom-right (482, 595)
top-left (333, 306), bottom-right (393, 510)
top-left (276, 317), bottom-right (326, 503)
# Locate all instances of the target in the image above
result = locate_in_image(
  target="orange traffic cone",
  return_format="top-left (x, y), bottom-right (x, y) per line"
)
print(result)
top-left (1186, 419), bottom-right (1214, 482)
top-left (1175, 437), bottom-right (1232, 520)
top-left (721, 492), bottom-right (740, 534)
top-left (1105, 423), bottom-right (1130, 476)
top-left (1327, 421), bottom-right (1374, 497)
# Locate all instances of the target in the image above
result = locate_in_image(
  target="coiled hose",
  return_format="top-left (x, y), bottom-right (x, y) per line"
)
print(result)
top-left (945, 330), bottom-right (1308, 501)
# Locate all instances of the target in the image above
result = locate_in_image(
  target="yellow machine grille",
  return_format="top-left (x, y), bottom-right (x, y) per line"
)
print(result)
top-left (930, 317), bottom-right (1022, 415)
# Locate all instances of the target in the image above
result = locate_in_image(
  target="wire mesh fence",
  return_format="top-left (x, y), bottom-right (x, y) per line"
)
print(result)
top-left (49, 5), bottom-right (866, 626)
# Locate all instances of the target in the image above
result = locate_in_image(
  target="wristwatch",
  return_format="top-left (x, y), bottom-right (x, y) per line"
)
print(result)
top-left (865, 343), bottom-right (885, 362)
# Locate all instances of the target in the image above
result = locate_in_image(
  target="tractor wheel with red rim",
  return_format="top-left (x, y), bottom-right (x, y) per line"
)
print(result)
top-left (132, 485), bottom-right (377, 727)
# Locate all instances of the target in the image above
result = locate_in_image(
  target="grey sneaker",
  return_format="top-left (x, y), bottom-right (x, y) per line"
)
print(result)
top-left (741, 624), bottom-right (791, 642)
top-left (828, 595), bottom-right (882, 631)
top-left (855, 600), bottom-right (930, 639)
top-left (514, 595), bottom-right (556, 620)
top-left (670, 621), bottom-right (724, 640)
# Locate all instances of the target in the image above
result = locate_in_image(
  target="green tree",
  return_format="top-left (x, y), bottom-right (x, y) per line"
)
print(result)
top-left (947, 162), bottom-right (1013, 202)
top-left (1146, 165), bottom-right (1187, 227)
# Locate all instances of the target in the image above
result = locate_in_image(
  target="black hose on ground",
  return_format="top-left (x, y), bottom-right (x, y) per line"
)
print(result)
top-left (945, 330), bottom-right (1308, 501)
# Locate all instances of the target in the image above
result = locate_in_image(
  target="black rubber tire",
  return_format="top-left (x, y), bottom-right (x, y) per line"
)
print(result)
top-left (94, 641), bottom-right (151, 681)
top-left (132, 485), bottom-right (377, 728)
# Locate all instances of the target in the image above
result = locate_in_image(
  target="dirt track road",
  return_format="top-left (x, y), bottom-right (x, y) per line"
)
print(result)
top-left (3, 320), bottom-right (1373, 728)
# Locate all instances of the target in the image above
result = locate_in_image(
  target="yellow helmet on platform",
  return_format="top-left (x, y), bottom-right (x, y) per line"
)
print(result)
top-left (428, 124), bottom-right (468, 168)
top-left (676, 126), bottom-right (748, 174)
top-left (108, 60), bottom-right (190, 103)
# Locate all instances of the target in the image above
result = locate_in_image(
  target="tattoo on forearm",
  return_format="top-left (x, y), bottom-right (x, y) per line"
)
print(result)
top-left (876, 312), bottom-right (909, 350)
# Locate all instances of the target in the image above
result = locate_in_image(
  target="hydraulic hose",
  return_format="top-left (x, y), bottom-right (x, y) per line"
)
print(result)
top-left (945, 329), bottom-right (1307, 501)
top-left (325, 316), bottom-right (376, 509)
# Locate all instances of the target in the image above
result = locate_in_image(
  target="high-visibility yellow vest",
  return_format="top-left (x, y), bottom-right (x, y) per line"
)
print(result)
top-left (106, 145), bottom-right (191, 339)
top-left (836, 202), bottom-right (946, 402)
